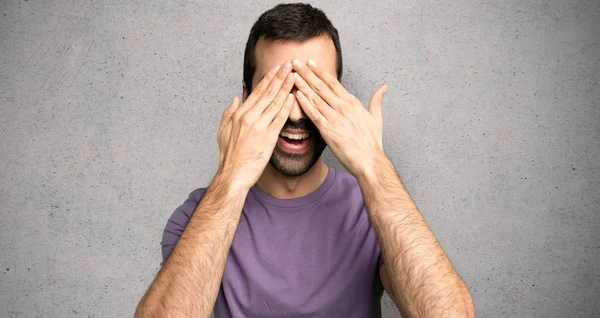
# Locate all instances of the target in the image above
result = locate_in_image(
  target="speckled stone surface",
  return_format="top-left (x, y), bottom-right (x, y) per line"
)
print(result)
top-left (1, 0), bottom-right (598, 317)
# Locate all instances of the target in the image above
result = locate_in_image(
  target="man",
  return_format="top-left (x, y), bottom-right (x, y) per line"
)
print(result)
top-left (135, 3), bottom-right (474, 318)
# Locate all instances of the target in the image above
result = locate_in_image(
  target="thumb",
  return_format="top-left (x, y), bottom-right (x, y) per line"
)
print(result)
top-left (220, 96), bottom-right (240, 131)
top-left (368, 84), bottom-right (388, 120)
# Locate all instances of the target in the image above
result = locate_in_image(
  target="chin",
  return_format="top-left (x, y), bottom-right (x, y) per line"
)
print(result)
top-left (269, 137), bottom-right (327, 177)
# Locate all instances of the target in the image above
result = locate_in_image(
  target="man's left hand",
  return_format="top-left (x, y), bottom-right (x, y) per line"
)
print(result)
top-left (291, 58), bottom-right (389, 178)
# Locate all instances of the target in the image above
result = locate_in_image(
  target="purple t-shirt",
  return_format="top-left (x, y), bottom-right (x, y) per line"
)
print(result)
top-left (161, 166), bottom-right (385, 317)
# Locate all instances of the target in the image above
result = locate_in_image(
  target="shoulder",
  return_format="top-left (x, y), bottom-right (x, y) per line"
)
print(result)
top-left (168, 187), bottom-right (208, 221)
top-left (319, 167), bottom-right (369, 226)
top-left (332, 168), bottom-right (385, 271)
top-left (160, 187), bottom-right (208, 263)
top-left (327, 167), bottom-right (364, 205)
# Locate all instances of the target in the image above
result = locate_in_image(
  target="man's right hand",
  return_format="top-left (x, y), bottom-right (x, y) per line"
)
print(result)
top-left (217, 61), bottom-right (295, 191)
top-left (135, 69), bottom-right (296, 316)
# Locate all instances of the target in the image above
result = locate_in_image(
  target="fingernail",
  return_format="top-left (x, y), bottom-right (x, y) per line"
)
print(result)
top-left (293, 72), bottom-right (302, 82)
top-left (307, 59), bottom-right (316, 67)
top-left (272, 65), bottom-right (281, 73)
top-left (292, 59), bottom-right (303, 68)
top-left (283, 61), bottom-right (292, 71)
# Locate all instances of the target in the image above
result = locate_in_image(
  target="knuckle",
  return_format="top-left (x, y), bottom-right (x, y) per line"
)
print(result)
top-left (233, 112), bottom-right (243, 123)
top-left (325, 81), bottom-right (335, 91)
top-left (331, 83), bottom-right (344, 94)
top-left (277, 70), bottom-right (287, 80)
top-left (268, 85), bottom-right (280, 98)
top-left (275, 115), bottom-right (287, 126)
top-left (316, 118), bottom-right (327, 128)
top-left (324, 76), bottom-right (335, 86)
top-left (314, 83), bottom-right (326, 93)
top-left (296, 80), bottom-right (307, 90)
top-left (263, 86), bottom-right (276, 99)
top-left (252, 85), bottom-right (265, 96)
top-left (309, 95), bottom-right (320, 106)
top-left (252, 122), bottom-right (264, 133)
top-left (242, 115), bottom-right (253, 126)
top-left (272, 95), bottom-right (285, 107)
top-left (341, 102), bottom-right (352, 112)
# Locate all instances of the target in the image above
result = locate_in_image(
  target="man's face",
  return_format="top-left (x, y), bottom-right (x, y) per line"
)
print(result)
top-left (244, 35), bottom-right (338, 177)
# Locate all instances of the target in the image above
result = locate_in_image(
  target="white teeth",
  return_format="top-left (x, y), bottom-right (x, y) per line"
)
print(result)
top-left (279, 131), bottom-right (310, 140)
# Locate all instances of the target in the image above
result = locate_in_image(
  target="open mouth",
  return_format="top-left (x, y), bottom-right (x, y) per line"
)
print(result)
top-left (277, 131), bottom-right (313, 153)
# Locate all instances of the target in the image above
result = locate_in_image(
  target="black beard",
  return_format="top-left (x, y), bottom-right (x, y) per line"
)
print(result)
top-left (269, 132), bottom-right (327, 177)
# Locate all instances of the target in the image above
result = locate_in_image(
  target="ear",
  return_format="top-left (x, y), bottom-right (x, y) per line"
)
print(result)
top-left (242, 81), bottom-right (248, 102)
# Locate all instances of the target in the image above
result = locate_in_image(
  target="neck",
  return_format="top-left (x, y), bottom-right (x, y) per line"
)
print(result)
top-left (255, 160), bottom-right (329, 200)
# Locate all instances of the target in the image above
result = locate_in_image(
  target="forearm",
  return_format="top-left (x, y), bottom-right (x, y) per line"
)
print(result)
top-left (357, 154), bottom-right (474, 317)
top-left (135, 170), bottom-right (248, 318)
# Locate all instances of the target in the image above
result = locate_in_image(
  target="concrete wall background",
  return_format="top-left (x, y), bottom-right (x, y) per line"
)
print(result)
top-left (1, 0), bottom-right (598, 317)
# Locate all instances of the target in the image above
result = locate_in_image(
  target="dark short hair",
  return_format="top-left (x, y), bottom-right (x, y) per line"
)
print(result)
top-left (243, 3), bottom-right (343, 94)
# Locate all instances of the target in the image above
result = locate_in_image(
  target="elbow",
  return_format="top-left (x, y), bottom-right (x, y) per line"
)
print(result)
top-left (440, 282), bottom-right (475, 318)
top-left (450, 302), bottom-right (475, 318)
top-left (135, 305), bottom-right (162, 318)
top-left (440, 298), bottom-right (474, 318)
top-left (446, 274), bottom-right (475, 317)
top-left (134, 306), bottom-right (143, 318)
top-left (464, 294), bottom-right (475, 318)
top-left (457, 284), bottom-right (475, 318)
top-left (135, 298), bottom-right (160, 318)
top-left (134, 302), bottom-right (149, 318)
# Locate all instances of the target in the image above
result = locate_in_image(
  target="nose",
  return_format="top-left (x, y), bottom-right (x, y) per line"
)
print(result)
top-left (288, 86), bottom-right (306, 122)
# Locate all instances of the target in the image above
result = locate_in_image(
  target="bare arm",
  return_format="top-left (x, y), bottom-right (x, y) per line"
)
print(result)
top-left (286, 58), bottom-right (473, 317)
top-left (135, 171), bottom-right (247, 318)
top-left (135, 61), bottom-right (295, 317)
top-left (358, 153), bottom-right (474, 317)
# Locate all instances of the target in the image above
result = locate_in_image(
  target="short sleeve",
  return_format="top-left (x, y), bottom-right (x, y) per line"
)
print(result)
top-left (160, 188), bottom-right (208, 266)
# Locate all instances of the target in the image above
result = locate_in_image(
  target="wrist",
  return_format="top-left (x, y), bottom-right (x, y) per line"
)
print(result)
top-left (213, 168), bottom-right (250, 197)
top-left (357, 152), bottom-right (392, 185)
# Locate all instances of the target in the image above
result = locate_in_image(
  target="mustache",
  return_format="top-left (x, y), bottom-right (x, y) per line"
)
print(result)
top-left (283, 118), bottom-right (316, 132)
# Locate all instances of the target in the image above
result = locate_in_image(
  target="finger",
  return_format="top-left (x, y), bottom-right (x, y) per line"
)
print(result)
top-left (306, 58), bottom-right (356, 102)
top-left (239, 64), bottom-right (281, 113)
top-left (256, 72), bottom-right (295, 128)
top-left (368, 84), bottom-right (388, 122)
top-left (269, 93), bottom-right (295, 133)
top-left (219, 96), bottom-right (239, 131)
top-left (295, 90), bottom-right (328, 130)
top-left (292, 58), bottom-right (344, 109)
top-left (293, 72), bottom-right (337, 120)
top-left (244, 61), bottom-right (293, 122)
top-left (261, 69), bottom-right (295, 117)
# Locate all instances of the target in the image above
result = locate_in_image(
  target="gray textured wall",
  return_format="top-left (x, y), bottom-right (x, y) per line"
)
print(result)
top-left (1, 0), bottom-right (598, 317)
